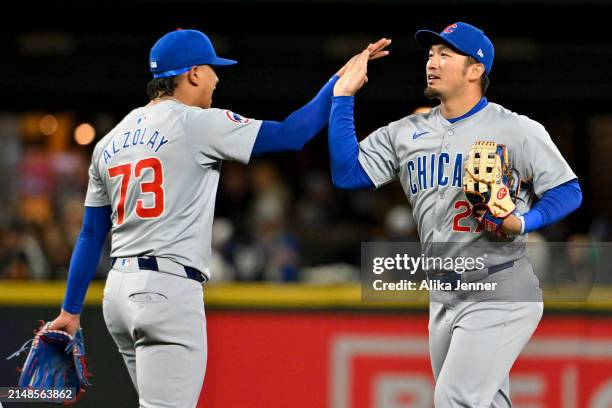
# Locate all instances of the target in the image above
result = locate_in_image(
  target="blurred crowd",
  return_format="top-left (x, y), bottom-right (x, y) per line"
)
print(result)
top-left (0, 141), bottom-right (418, 283)
top-left (0, 118), bottom-right (609, 284)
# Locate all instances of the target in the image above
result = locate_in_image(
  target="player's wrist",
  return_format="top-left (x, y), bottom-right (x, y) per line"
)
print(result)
top-left (333, 89), bottom-right (357, 97)
top-left (516, 214), bottom-right (525, 235)
top-left (60, 308), bottom-right (81, 320)
top-left (501, 214), bottom-right (522, 235)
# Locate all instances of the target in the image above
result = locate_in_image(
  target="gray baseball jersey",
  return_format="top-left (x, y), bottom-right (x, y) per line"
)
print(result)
top-left (85, 100), bottom-right (262, 279)
top-left (358, 101), bottom-right (575, 407)
top-left (358, 102), bottom-right (576, 265)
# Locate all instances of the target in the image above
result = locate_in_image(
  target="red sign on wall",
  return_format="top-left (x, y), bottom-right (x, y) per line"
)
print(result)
top-left (200, 313), bottom-right (612, 408)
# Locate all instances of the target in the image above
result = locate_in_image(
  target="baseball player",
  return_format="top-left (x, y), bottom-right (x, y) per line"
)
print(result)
top-left (328, 23), bottom-right (582, 406)
top-left (45, 29), bottom-right (391, 407)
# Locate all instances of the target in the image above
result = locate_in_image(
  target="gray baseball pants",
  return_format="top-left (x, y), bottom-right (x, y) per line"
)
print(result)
top-left (102, 266), bottom-right (206, 408)
top-left (429, 300), bottom-right (543, 407)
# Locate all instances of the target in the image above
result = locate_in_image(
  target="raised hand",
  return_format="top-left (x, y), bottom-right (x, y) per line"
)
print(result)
top-left (334, 50), bottom-right (371, 96)
top-left (336, 38), bottom-right (392, 77)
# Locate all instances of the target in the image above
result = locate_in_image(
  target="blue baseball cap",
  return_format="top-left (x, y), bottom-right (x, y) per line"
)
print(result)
top-left (149, 29), bottom-right (237, 78)
top-left (415, 22), bottom-right (494, 75)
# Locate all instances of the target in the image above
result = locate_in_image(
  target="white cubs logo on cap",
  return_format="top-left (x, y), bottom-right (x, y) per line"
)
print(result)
top-left (477, 49), bottom-right (484, 58)
top-left (150, 61), bottom-right (158, 69)
top-left (224, 110), bottom-right (251, 124)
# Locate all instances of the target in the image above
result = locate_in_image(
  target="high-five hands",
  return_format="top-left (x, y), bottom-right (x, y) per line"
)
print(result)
top-left (334, 49), bottom-right (371, 96)
top-left (334, 38), bottom-right (391, 96)
top-left (336, 38), bottom-right (392, 78)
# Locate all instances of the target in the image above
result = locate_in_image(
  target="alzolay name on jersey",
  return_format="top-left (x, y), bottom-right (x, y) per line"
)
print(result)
top-left (103, 124), bottom-right (170, 164)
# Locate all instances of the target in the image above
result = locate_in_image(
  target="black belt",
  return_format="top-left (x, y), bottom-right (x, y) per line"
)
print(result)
top-left (111, 256), bottom-right (207, 283)
top-left (427, 261), bottom-right (514, 286)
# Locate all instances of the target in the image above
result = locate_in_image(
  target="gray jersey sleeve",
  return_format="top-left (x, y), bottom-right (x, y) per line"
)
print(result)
top-left (358, 125), bottom-right (399, 188)
top-left (183, 108), bottom-right (262, 165)
top-left (514, 118), bottom-right (577, 197)
top-left (84, 143), bottom-right (111, 207)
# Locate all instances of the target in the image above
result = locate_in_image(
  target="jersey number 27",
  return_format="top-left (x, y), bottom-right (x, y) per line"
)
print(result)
top-left (108, 157), bottom-right (165, 225)
top-left (453, 200), bottom-right (483, 233)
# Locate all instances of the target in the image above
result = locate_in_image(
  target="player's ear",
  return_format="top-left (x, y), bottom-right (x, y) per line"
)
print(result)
top-left (186, 66), bottom-right (200, 86)
top-left (468, 63), bottom-right (485, 82)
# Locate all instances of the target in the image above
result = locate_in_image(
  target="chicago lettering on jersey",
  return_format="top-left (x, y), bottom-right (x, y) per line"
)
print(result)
top-left (406, 152), bottom-right (463, 195)
top-left (103, 127), bottom-right (169, 164)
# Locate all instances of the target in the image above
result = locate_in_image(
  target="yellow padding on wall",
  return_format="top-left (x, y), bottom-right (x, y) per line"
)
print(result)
top-left (0, 281), bottom-right (611, 311)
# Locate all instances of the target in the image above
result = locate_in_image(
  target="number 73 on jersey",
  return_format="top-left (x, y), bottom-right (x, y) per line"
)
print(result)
top-left (107, 157), bottom-right (165, 225)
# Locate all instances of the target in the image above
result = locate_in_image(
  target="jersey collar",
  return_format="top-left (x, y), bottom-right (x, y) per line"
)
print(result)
top-left (446, 97), bottom-right (488, 124)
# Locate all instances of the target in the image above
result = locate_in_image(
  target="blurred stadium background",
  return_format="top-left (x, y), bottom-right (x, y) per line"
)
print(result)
top-left (0, 1), bottom-right (611, 407)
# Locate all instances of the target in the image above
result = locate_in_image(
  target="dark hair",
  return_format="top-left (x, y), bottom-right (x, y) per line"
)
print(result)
top-left (146, 76), bottom-right (179, 100)
top-left (465, 56), bottom-right (489, 95)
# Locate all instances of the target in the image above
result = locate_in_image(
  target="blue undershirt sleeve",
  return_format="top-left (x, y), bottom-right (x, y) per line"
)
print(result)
top-left (522, 178), bottom-right (582, 233)
top-left (328, 96), bottom-right (374, 189)
top-left (251, 76), bottom-right (339, 156)
top-left (62, 205), bottom-right (112, 314)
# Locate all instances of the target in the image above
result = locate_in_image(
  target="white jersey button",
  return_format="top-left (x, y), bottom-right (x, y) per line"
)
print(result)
top-left (448, 131), bottom-right (454, 136)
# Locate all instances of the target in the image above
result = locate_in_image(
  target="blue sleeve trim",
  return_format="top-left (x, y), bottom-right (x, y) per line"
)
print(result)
top-left (523, 178), bottom-right (582, 233)
top-left (251, 75), bottom-right (339, 156)
top-left (62, 205), bottom-right (112, 314)
top-left (328, 96), bottom-right (374, 189)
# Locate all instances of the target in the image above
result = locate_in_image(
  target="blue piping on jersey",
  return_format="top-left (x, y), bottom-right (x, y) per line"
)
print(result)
top-left (63, 205), bottom-right (112, 314)
top-left (446, 97), bottom-right (488, 124)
